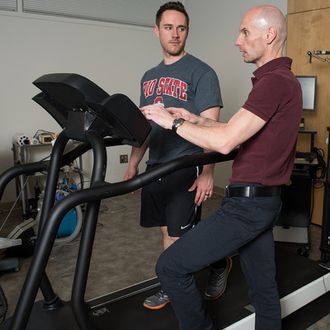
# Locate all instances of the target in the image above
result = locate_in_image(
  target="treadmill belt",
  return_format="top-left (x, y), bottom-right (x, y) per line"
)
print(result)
top-left (91, 243), bottom-right (328, 330)
top-left (91, 256), bottom-right (251, 330)
top-left (275, 243), bottom-right (327, 297)
top-left (1, 244), bottom-right (328, 330)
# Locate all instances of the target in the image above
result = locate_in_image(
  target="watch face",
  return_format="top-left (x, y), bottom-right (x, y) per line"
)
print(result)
top-left (172, 118), bottom-right (185, 132)
top-left (174, 118), bottom-right (184, 125)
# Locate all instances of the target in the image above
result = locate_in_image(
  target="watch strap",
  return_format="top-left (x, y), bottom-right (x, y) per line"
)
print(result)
top-left (172, 118), bottom-right (185, 133)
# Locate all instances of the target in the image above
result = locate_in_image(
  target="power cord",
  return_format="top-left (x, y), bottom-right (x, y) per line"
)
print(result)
top-left (311, 147), bottom-right (326, 184)
top-left (0, 285), bottom-right (8, 324)
top-left (308, 147), bottom-right (326, 224)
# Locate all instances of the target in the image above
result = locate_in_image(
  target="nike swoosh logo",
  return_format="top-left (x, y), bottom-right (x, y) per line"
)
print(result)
top-left (180, 205), bottom-right (198, 230)
top-left (180, 223), bottom-right (192, 230)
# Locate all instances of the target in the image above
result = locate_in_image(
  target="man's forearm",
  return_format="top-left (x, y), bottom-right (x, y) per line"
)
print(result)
top-left (194, 116), bottom-right (219, 127)
top-left (128, 135), bottom-right (150, 167)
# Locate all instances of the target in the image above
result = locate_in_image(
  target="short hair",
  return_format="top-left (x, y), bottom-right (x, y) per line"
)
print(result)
top-left (156, 1), bottom-right (189, 27)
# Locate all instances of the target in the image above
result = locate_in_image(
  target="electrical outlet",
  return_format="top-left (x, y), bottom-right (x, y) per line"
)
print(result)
top-left (120, 154), bottom-right (128, 163)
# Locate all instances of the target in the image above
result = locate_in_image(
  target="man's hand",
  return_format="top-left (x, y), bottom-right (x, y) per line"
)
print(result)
top-left (140, 104), bottom-right (203, 129)
top-left (123, 165), bottom-right (138, 181)
top-left (188, 166), bottom-right (214, 206)
top-left (141, 104), bottom-right (174, 129)
top-left (167, 107), bottom-right (200, 124)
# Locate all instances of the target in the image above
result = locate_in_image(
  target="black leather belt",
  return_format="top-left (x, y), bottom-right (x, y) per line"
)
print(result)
top-left (147, 163), bottom-right (161, 169)
top-left (225, 185), bottom-right (281, 198)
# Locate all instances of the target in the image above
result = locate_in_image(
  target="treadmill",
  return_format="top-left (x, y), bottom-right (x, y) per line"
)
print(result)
top-left (0, 73), bottom-right (329, 330)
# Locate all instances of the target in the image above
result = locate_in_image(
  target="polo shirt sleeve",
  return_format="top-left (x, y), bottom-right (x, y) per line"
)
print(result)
top-left (243, 74), bottom-right (287, 122)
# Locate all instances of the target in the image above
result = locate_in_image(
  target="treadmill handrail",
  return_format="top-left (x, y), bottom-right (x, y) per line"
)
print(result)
top-left (42, 150), bottom-right (237, 227)
top-left (8, 149), bottom-right (236, 330)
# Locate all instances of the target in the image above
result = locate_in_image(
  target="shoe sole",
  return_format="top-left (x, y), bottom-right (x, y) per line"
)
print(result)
top-left (143, 301), bottom-right (170, 310)
top-left (204, 256), bottom-right (233, 301)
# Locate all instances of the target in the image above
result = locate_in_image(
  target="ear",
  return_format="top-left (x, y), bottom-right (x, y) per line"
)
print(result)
top-left (266, 26), bottom-right (277, 44)
top-left (154, 25), bottom-right (160, 38)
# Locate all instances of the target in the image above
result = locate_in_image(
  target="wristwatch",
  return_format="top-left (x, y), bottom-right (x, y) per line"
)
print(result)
top-left (172, 118), bottom-right (185, 133)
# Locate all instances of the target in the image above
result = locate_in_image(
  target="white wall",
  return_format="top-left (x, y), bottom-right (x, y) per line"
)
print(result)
top-left (185, 0), bottom-right (287, 188)
top-left (0, 1), bottom-right (287, 202)
top-left (0, 11), bottom-right (160, 202)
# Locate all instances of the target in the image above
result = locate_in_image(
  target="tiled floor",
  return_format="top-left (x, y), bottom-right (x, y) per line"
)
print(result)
top-left (0, 191), bottom-right (329, 329)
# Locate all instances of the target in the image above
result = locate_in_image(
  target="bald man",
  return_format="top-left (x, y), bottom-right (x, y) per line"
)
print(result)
top-left (141, 5), bottom-right (302, 330)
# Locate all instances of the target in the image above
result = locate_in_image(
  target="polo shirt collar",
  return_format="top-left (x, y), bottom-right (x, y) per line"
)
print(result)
top-left (253, 57), bottom-right (292, 79)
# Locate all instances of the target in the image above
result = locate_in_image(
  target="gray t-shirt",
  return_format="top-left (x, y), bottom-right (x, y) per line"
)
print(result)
top-left (140, 53), bottom-right (223, 164)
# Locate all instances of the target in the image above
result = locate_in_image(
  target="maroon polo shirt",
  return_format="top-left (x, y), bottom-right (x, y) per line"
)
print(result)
top-left (230, 57), bottom-right (302, 186)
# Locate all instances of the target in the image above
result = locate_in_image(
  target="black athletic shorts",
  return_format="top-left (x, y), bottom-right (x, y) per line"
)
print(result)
top-left (140, 165), bottom-right (202, 237)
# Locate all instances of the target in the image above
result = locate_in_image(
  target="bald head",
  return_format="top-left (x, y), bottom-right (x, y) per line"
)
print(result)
top-left (247, 5), bottom-right (287, 47)
top-left (236, 5), bottom-right (287, 66)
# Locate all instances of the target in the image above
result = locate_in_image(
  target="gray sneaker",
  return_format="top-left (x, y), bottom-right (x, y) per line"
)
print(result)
top-left (143, 289), bottom-right (170, 310)
top-left (204, 256), bottom-right (232, 300)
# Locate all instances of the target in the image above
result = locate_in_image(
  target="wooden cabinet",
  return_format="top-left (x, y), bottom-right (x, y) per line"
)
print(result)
top-left (288, 0), bottom-right (330, 13)
top-left (287, 0), bottom-right (330, 225)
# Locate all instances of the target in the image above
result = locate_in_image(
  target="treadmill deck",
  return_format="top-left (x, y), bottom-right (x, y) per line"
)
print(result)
top-left (1, 244), bottom-right (329, 330)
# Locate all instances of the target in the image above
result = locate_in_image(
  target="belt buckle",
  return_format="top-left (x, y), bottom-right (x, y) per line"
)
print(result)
top-left (225, 185), bottom-right (229, 197)
top-left (245, 185), bottom-right (251, 198)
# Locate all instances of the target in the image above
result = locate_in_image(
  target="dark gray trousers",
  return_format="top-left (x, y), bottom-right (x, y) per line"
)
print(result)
top-left (156, 194), bottom-right (282, 330)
